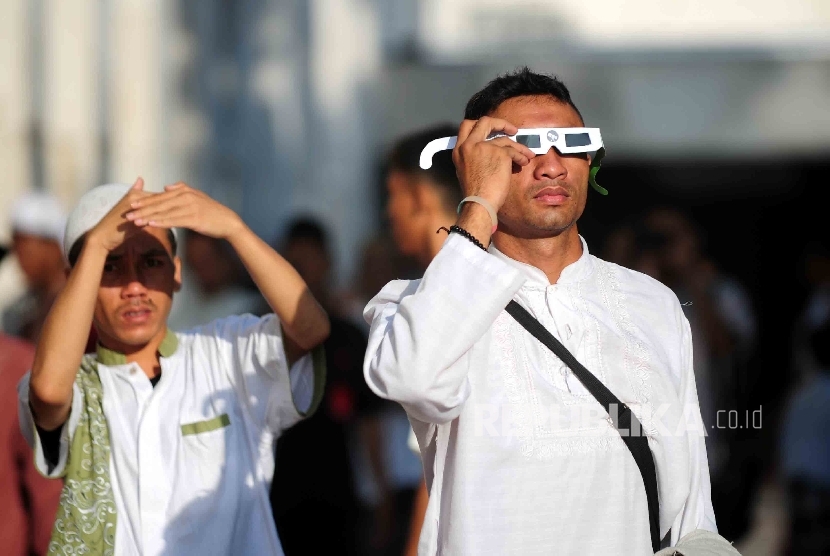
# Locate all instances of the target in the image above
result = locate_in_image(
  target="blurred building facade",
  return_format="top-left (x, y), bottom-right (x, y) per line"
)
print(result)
top-left (2, 0), bottom-right (829, 282)
top-left (1, 2), bottom-right (829, 554)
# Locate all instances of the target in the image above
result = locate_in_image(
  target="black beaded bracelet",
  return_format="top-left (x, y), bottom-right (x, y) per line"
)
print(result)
top-left (442, 224), bottom-right (488, 251)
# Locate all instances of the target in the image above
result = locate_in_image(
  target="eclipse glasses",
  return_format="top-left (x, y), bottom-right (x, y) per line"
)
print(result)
top-left (419, 127), bottom-right (608, 195)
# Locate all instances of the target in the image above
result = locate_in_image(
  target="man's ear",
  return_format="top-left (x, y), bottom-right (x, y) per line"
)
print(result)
top-left (173, 256), bottom-right (183, 292)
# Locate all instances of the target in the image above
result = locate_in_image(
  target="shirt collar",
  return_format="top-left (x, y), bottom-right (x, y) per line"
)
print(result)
top-left (96, 329), bottom-right (179, 366)
top-left (488, 235), bottom-right (594, 287)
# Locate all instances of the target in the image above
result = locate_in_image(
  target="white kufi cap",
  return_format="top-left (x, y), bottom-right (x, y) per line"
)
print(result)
top-left (63, 183), bottom-right (133, 258)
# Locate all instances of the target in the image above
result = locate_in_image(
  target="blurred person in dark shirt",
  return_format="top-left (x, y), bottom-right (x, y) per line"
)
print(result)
top-left (642, 207), bottom-right (758, 541)
top-left (0, 332), bottom-right (63, 556)
top-left (780, 317), bottom-right (830, 555)
top-left (383, 124), bottom-right (463, 556)
top-left (643, 209), bottom-right (756, 446)
top-left (2, 192), bottom-right (67, 343)
top-left (167, 230), bottom-right (262, 330)
top-left (792, 241), bottom-right (830, 384)
top-left (270, 218), bottom-right (384, 555)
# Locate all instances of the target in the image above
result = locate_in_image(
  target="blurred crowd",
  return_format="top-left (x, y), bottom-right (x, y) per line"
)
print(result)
top-left (1, 126), bottom-right (828, 555)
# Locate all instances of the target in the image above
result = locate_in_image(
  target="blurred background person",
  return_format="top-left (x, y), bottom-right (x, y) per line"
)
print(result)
top-left (641, 207), bottom-right (759, 540)
top-left (341, 236), bottom-right (418, 334)
top-left (385, 124), bottom-right (463, 269)
top-left (0, 329), bottom-right (62, 556)
top-left (791, 241), bottom-right (830, 384)
top-left (779, 315), bottom-right (830, 555)
top-left (2, 192), bottom-right (67, 343)
top-left (270, 217), bottom-right (389, 556)
top-left (167, 230), bottom-right (262, 330)
top-left (599, 221), bottom-right (638, 270)
top-left (383, 123), bottom-right (462, 556)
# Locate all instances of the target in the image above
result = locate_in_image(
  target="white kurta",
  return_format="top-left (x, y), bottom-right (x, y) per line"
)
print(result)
top-left (19, 314), bottom-right (319, 556)
top-left (364, 234), bottom-right (717, 555)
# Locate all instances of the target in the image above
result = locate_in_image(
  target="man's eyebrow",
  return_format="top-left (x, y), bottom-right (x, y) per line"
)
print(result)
top-left (105, 254), bottom-right (123, 262)
top-left (142, 248), bottom-right (171, 258)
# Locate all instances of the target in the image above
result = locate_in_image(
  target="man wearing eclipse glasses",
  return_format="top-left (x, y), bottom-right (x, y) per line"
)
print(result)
top-left (364, 68), bottom-right (737, 554)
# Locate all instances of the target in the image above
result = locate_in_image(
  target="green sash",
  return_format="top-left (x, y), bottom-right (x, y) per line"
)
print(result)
top-left (46, 332), bottom-right (178, 555)
top-left (47, 354), bottom-right (117, 556)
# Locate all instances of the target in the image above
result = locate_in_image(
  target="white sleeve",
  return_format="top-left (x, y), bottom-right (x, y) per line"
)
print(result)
top-left (202, 314), bottom-right (324, 434)
top-left (17, 372), bottom-right (83, 478)
top-left (670, 314), bottom-right (719, 543)
top-left (363, 234), bottom-right (525, 424)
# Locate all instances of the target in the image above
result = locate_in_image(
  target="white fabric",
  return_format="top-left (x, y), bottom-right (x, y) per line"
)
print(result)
top-left (19, 313), bottom-right (316, 556)
top-left (168, 281), bottom-right (263, 332)
top-left (63, 183), bottom-right (131, 257)
top-left (62, 183), bottom-right (179, 260)
top-left (364, 234), bottom-right (717, 556)
top-left (10, 191), bottom-right (67, 243)
top-left (655, 529), bottom-right (741, 555)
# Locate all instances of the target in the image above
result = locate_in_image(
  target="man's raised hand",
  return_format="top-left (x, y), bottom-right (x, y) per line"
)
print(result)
top-left (86, 177), bottom-right (153, 253)
top-left (126, 182), bottom-right (244, 240)
top-left (452, 117), bottom-right (535, 212)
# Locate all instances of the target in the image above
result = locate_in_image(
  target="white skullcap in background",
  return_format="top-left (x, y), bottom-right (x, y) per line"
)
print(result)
top-left (10, 191), bottom-right (67, 244)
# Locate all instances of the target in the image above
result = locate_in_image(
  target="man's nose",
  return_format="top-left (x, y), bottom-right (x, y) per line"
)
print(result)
top-left (532, 148), bottom-right (568, 182)
top-left (121, 263), bottom-right (148, 298)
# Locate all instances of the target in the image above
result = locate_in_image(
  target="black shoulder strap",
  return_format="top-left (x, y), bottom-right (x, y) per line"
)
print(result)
top-left (505, 300), bottom-right (661, 554)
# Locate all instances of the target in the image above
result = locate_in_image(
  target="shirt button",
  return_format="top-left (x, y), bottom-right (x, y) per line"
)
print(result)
top-left (130, 368), bottom-right (137, 375)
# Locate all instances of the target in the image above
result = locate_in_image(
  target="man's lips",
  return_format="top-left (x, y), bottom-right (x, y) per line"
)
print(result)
top-left (120, 307), bottom-right (153, 324)
top-left (534, 186), bottom-right (570, 206)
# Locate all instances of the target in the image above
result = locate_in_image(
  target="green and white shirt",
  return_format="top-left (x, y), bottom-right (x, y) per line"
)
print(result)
top-left (19, 313), bottom-right (324, 556)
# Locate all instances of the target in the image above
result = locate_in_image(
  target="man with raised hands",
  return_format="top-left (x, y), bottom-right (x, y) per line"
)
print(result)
top-left (19, 178), bottom-right (329, 556)
top-left (363, 68), bottom-right (729, 554)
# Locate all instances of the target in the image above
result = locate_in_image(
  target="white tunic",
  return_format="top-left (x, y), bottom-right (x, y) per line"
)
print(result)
top-left (364, 234), bottom-right (717, 555)
top-left (19, 314), bottom-right (320, 556)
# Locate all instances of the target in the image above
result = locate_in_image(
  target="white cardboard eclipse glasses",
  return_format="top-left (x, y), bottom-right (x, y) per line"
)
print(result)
top-left (419, 127), bottom-right (608, 195)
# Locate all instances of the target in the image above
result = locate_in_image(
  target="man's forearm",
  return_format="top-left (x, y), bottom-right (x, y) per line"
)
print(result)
top-left (227, 224), bottom-right (329, 350)
top-left (30, 243), bottom-right (107, 430)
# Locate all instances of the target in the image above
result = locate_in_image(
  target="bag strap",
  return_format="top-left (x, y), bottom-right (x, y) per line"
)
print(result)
top-left (505, 300), bottom-right (661, 553)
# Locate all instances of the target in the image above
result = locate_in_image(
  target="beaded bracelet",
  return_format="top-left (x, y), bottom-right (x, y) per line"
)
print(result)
top-left (437, 225), bottom-right (488, 252)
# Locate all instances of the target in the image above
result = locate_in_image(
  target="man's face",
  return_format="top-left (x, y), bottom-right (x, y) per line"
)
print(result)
top-left (386, 170), bottom-right (425, 256)
top-left (12, 232), bottom-right (63, 288)
top-left (93, 227), bottom-right (181, 353)
top-left (490, 95), bottom-right (591, 237)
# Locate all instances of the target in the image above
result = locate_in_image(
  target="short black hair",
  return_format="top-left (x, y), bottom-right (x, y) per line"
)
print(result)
top-left (464, 66), bottom-right (583, 123)
top-left (67, 229), bottom-right (178, 267)
top-left (386, 123), bottom-right (462, 212)
top-left (283, 217), bottom-right (329, 253)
